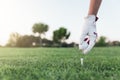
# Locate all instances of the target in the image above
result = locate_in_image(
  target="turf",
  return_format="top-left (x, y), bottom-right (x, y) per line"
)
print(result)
top-left (0, 47), bottom-right (120, 80)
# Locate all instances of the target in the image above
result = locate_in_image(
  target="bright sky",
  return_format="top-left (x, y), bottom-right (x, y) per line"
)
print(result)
top-left (0, 0), bottom-right (120, 45)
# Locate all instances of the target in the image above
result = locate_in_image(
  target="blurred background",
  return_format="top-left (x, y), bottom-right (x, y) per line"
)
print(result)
top-left (0, 0), bottom-right (120, 47)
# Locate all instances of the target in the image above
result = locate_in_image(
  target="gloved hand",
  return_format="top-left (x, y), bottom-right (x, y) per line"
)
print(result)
top-left (79, 15), bottom-right (98, 54)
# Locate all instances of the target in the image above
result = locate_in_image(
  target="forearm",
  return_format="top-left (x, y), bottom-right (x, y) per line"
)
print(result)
top-left (88, 0), bottom-right (102, 16)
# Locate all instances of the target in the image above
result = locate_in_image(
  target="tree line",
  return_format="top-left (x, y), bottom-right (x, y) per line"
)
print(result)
top-left (5, 22), bottom-right (75, 47)
top-left (95, 36), bottom-right (120, 47)
top-left (2, 22), bottom-right (120, 47)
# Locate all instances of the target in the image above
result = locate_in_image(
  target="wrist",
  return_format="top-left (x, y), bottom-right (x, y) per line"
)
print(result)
top-left (85, 15), bottom-right (98, 22)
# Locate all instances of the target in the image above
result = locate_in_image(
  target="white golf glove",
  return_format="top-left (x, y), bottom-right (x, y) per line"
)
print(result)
top-left (79, 15), bottom-right (98, 54)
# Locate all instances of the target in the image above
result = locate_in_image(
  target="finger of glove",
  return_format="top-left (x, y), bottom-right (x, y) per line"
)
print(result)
top-left (80, 21), bottom-right (90, 44)
top-left (79, 44), bottom-right (84, 50)
top-left (79, 40), bottom-right (88, 50)
top-left (79, 34), bottom-right (87, 44)
top-left (83, 36), bottom-right (96, 54)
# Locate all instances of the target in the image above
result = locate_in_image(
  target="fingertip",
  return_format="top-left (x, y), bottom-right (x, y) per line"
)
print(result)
top-left (83, 50), bottom-right (89, 54)
top-left (79, 44), bottom-right (84, 50)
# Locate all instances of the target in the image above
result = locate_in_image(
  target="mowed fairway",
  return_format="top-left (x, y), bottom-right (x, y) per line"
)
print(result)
top-left (0, 47), bottom-right (120, 80)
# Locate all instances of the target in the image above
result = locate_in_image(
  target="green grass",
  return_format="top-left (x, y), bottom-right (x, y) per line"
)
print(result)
top-left (0, 47), bottom-right (120, 80)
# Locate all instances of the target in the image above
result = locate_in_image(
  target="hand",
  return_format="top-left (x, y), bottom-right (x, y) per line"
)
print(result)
top-left (79, 15), bottom-right (98, 54)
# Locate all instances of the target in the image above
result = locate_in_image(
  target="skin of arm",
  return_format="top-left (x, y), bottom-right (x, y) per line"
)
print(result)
top-left (88, 0), bottom-right (102, 16)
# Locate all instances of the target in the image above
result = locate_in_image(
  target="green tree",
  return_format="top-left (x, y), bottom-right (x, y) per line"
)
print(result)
top-left (7, 32), bottom-right (21, 47)
top-left (95, 36), bottom-right (107, 47)
top-left (53, 27), bottom-right (70, 43)
top-left (32, 22), bottom-right (49, 47)
top-left (16, 35), bottom-right (39, 47)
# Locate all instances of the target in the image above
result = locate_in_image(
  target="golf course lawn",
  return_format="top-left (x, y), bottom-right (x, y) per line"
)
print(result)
top-left (0, 47), bottom-right (120, 80)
